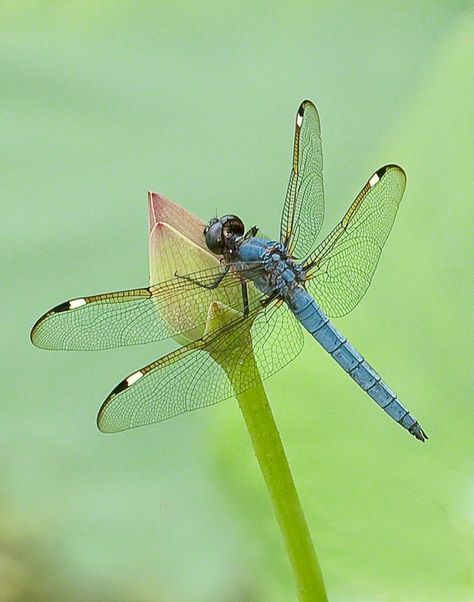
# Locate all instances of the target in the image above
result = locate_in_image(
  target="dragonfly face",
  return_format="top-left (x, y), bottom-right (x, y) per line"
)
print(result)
top-left (204, 214), bottom-right (245, 256)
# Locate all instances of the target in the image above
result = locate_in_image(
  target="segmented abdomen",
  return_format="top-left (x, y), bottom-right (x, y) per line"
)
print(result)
top-left (289, 287), bottom-right (427, 441)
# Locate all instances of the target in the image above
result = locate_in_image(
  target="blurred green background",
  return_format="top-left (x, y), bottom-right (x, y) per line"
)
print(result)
top-left (2, 1), bottom-right (473, 600)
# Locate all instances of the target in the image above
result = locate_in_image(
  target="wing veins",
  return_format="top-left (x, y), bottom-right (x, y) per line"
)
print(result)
top-left (303, 165), bottom-right (406, 317)
top-left (31, 263), bottom-right (267, 351)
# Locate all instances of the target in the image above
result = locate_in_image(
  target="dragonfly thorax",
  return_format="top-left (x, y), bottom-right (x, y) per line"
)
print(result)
top-left (233, 237), bottom-right (306, 299)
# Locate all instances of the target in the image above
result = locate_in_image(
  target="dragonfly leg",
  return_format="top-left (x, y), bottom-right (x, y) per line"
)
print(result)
top-left (243, 225), bottom-right (259, 239)
top-left (174, 265), bottom-right (230, 290)
top-left (261, 290), bottom-right (279, 308)
top-left (241, 281), bottom-right (249, 317)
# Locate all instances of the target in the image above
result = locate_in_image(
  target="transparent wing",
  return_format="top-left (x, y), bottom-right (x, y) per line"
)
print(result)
top-left (97, 300), bottom-right (304, 433)
top-left (280, 100), bottom-right (324, 260)
top-left (304, 165), bottom-right (406, 317)
top-left (31, 264), bottom-right (264, 350)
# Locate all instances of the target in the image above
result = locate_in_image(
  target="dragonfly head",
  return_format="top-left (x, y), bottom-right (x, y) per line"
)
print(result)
top-left (204, 215), bottom-right (245, 255)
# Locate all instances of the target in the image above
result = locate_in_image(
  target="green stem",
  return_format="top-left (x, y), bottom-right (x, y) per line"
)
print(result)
top-left (206, 302), bottom-right (326, 600)
top-left (236, 380), bottom-right (327, 601)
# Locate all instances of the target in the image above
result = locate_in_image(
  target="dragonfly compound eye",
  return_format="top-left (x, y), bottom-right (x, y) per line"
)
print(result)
top-left (203, 217), bottom-right (219, 236)
top-left (204, 220), bottom-right (225, 254)
top-left (220, 215), bottom-right (245, 237)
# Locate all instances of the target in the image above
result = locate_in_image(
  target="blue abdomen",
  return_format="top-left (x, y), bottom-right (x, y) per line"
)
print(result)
top-left (288, 287), bottom-right (427, 441)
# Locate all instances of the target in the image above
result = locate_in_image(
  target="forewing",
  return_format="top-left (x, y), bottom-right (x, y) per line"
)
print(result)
top-left (280, 100), bottom-right (324, 260)
top-left (31, 265), bottom-right (263, 350)
top-left (304, 165), bottom-right (406, 317)
top-left (97, 301), bottom-right (304, 433)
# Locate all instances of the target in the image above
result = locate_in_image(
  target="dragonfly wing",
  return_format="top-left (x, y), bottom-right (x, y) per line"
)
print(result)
top-left (280, 100), bottom-right (324, 260)
top-left (97, 300), bottom-right (304, 432)
top-left (304, 165), bottom-right (406, 317)
top-left (31, 265), bottom-right (263, 350)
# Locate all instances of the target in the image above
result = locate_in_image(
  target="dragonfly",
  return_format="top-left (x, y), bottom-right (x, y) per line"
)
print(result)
top-left (31, 100), bottom-right (427, 441)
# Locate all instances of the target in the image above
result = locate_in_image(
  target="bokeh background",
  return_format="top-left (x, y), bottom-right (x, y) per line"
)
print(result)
top-left (2, 2), bottom-right (473, 600)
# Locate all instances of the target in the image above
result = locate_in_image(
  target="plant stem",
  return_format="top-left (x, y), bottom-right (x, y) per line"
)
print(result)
top-left (236, 380), bottom-right (327, 602)
top-left (206, 302), bottom-right (326, 600)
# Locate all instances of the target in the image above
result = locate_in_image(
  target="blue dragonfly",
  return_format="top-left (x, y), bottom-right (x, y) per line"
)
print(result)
top-left (31, 100), bottom-right (427, 441)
